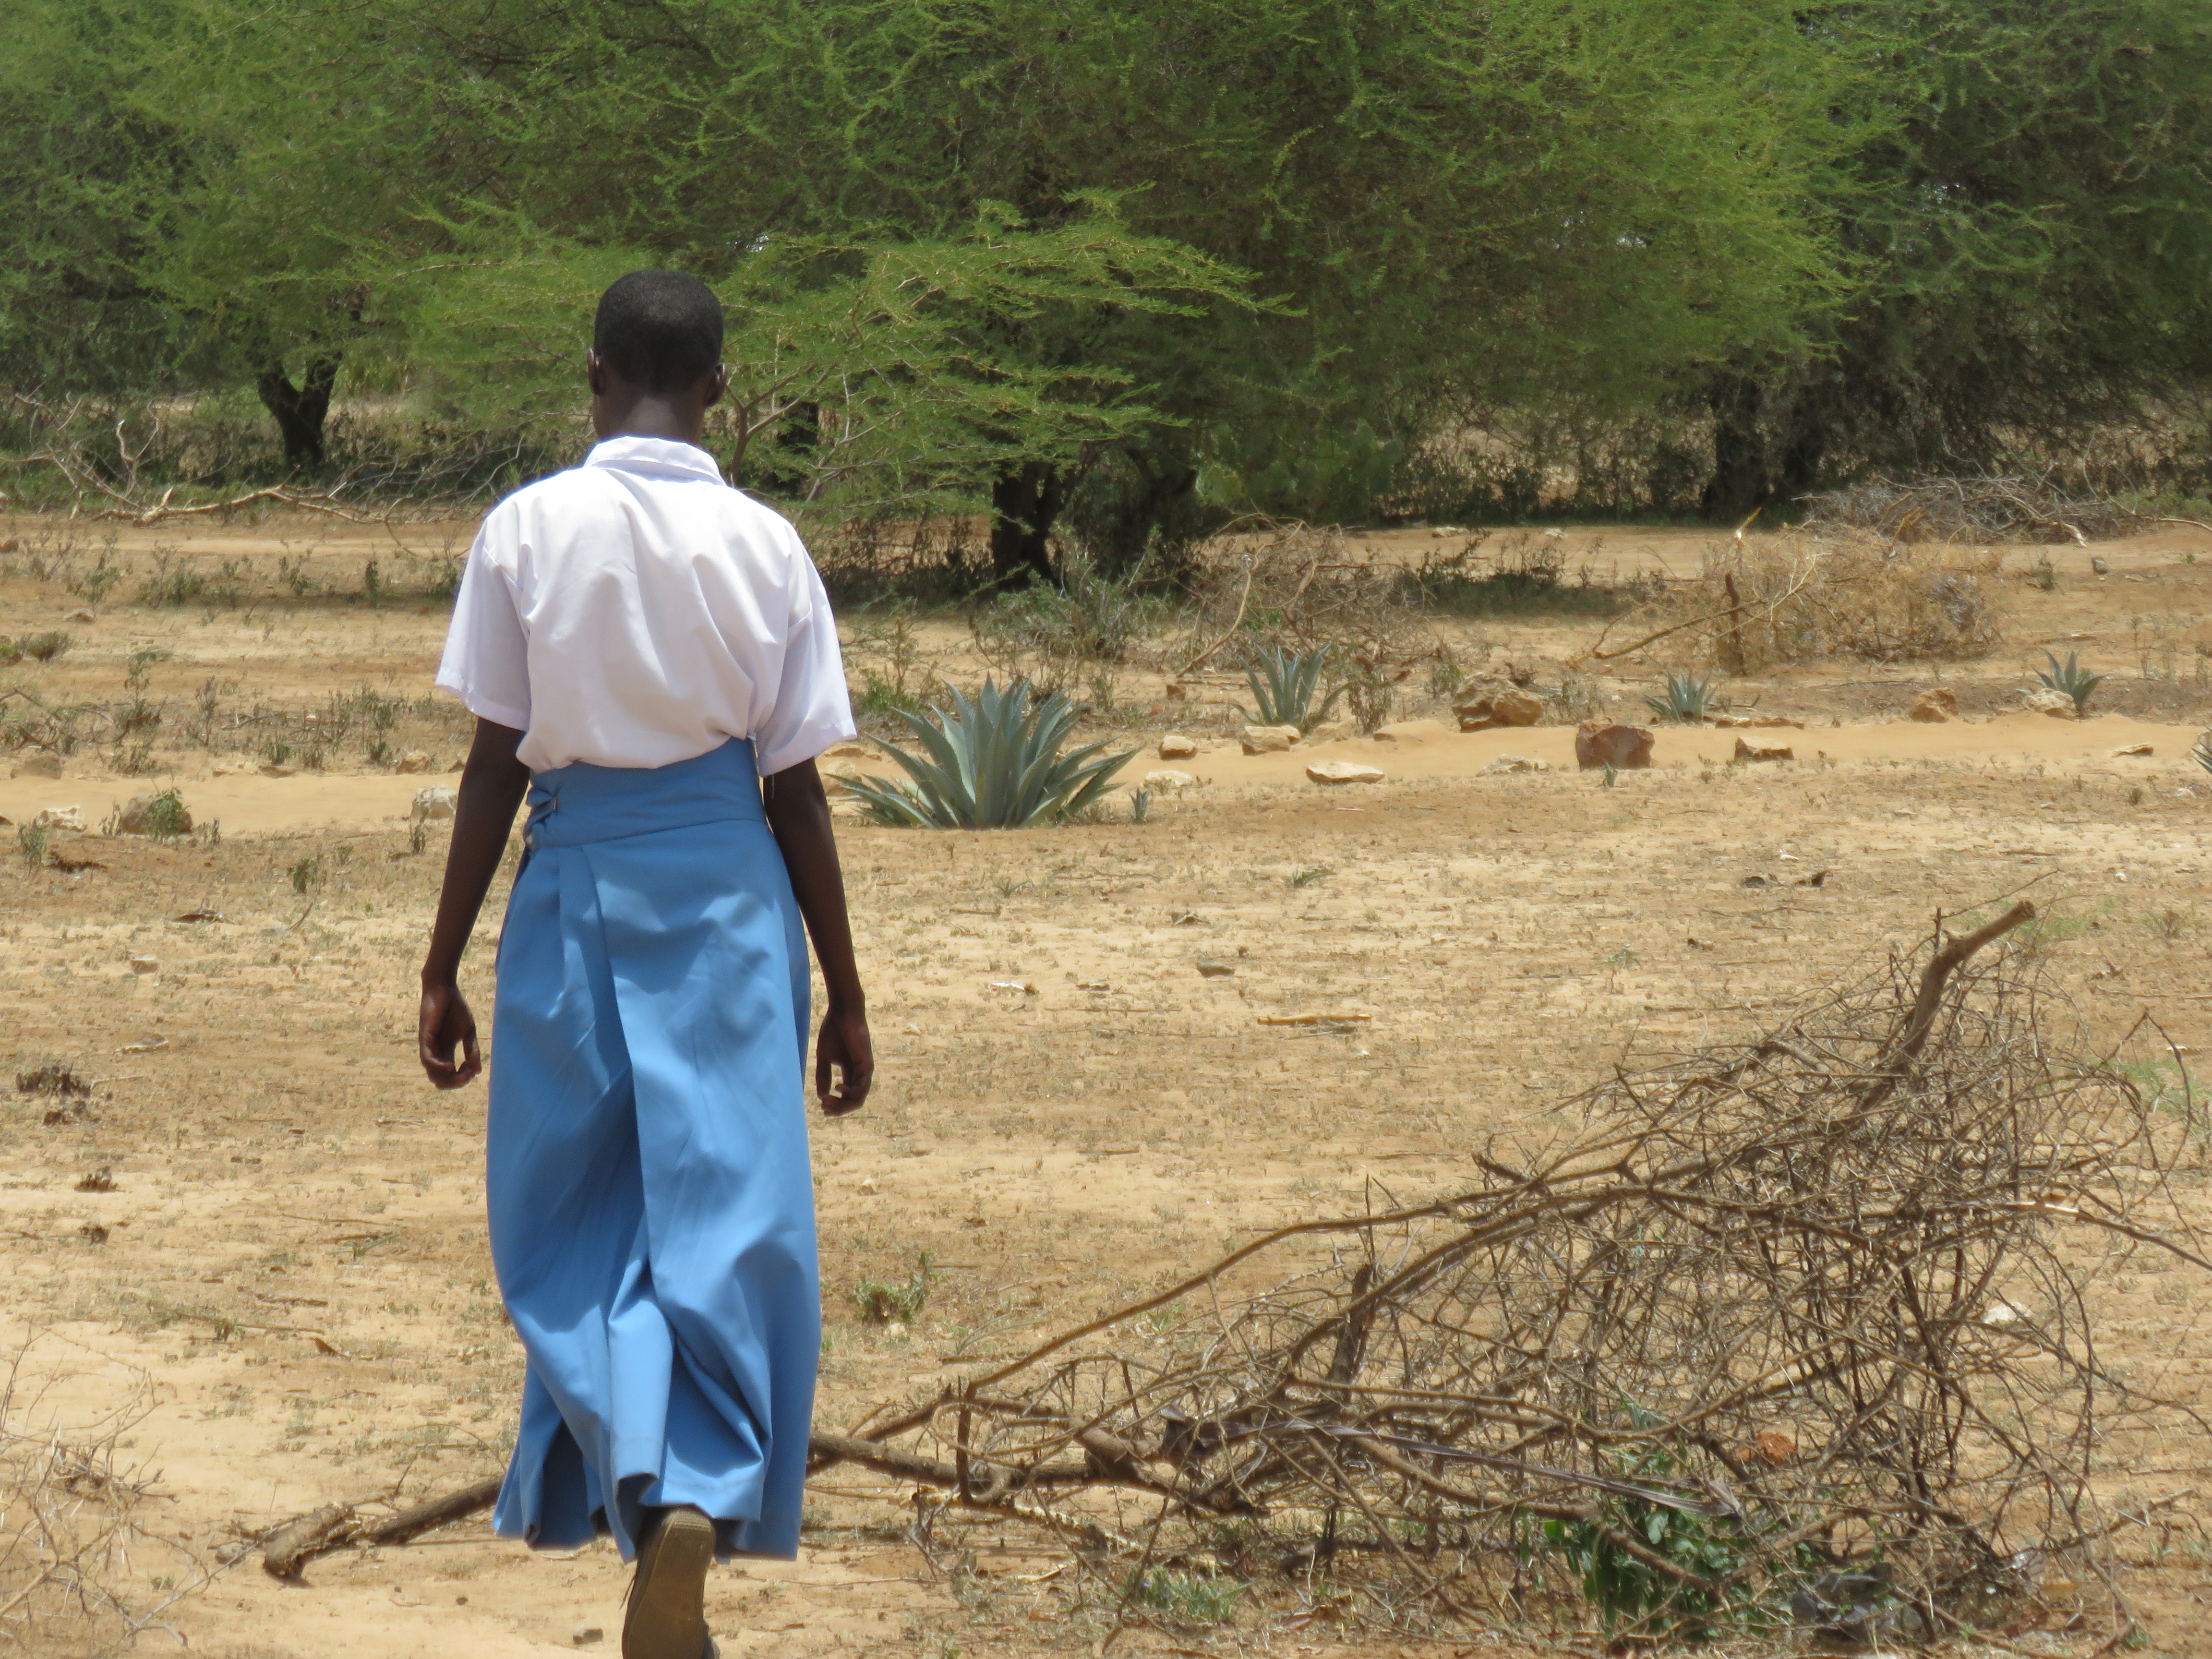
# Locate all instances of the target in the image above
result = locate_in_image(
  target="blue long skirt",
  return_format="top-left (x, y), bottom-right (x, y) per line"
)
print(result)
top-left (485, 738), bottom-right (817, 1562)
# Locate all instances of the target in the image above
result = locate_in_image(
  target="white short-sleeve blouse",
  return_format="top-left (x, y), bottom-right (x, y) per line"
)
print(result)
top-left (434, 437), bottom-right (857, 776)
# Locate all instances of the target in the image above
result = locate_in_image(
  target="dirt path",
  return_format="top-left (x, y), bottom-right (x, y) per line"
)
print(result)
top-left (3, 512), bottom-right (2210, 1657)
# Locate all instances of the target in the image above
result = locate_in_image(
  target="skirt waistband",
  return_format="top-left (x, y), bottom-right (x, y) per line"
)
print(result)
top-left (524, 739), bottom-right (764, 849)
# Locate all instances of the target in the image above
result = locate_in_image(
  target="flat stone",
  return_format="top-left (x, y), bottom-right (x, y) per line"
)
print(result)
top-left (2110, 743), bottom-right (2153, 757)
top-left (1239, 724), bottom-right (1300, 754)
top-left (393, 749), bottom-right (433, 773)
top-left (128, 955), bottom-right (159, 975)
top-left (1143, 769), bottom-right (1197, 791)
top-left (33, 805), bottom-right (85, 831)
top-left (1733, 737), bottom-right (1794, 763)
top-left (2020, 688), bottom-right (2075, 719)
top-left (1306, 760), bottom-right (1383, 785)
top-left (1196, 959), bottom-right (1237, 978)
top-left (1481, 755), bottom-right (1548, 774)
top-left (1305, 718), bottom-right (1358, 743)
top-left (1158, 733), bottom-right (1199, 758)
top-left (412, 786), bottom-right (458, 820)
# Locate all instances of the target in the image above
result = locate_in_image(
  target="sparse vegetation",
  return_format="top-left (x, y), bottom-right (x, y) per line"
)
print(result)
top-left (1643, 668), bottom-right (1716, 723)
top-left (1239, 643), bottom-right (1342, 733)
top-left (846, 678), bottom-right (1135, 830)
top-left (2033, 649), bottom-right (2106, 715)
top-left (847, 1251), bottom-right (933, 1324)
top-left (15, 822), bottom-right (47, 871)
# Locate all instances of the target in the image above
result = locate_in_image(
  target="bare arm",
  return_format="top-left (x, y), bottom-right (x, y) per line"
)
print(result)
top-left (417, 718), bottom-right (531, 1089)
top-left (761, 757), bottom-right (873, 1115)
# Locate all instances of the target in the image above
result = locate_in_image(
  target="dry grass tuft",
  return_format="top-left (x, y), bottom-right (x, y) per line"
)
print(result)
top-left (1800, 476), bottom-right (2151, 545)
top-left (1588, 531), bottom-right (2002, 672)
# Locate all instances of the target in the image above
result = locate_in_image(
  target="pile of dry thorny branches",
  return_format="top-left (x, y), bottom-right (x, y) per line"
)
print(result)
top-left (1, 1343), bottom-right (205, 1656)
top-left (809, 903), bottom-right (2210, 1644)
top-left (1800, 476), bottom-right (2153, 544)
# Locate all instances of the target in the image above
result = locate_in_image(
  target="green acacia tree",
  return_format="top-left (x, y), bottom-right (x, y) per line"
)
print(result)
top-left (1697, 0), bottom-right (2212, 515)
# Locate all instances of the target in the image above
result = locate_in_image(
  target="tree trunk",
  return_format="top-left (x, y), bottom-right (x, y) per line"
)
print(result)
top-left (990, 461), bottom-right (1063, 586)
top-left (1700, 372), bottom-right (1767, 520)
top-left (256, 356), bottom-right (340, 470)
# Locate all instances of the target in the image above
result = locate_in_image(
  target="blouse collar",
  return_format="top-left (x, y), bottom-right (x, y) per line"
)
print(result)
top-left (583, 436), bottom-right (725, 483)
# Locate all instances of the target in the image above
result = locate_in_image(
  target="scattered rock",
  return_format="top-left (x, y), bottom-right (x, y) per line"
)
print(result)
top-left (1306, 760), bottom-right (1383, 785)
top-left (1196, 959), bottom-right (1237, 978)
top-left (1733, 737), bottom-right (1794, 763)
top-left (412, 786), bottom-right (459, 820)
top-left (1747, 1430), bottom-right (1797, 1467)
top-left (128, 955), bottom-right (159, 975)
top-left (1907, 687), bottom-right (1957, 723)
top-left (11, 753), bottom-right (62, 779)
top-left (33, 805), bottom-right (85, 832)
top-left (1239, 724), bottom-right (1300, 755)
top-left (117, 793), bottom-right (192, 835)
top-left (79, 1222), bottom-right (109, 1245)
top-left (1741, 875), bottom-right (1770, 888)
top-left (75, 1168), bottom-right (116, 1193)
top-left (260, 763), bottom-right (297, 777)
top-left (1143, 769), bottom-right (1197, 792)
top-left (572, 1626), bottom-right (605, 1647)
top-left (1306, 717), bottom-right (1358, 742)
top-left (1712, 714), bottom-right (1806, 729)
top-left (1481, 755), bottom-right (1548, 775)
top-left (63, 608), bottom-right (95, 624)
top-left (1573, 721), bottom-right (1654, 770)
top-left (1453, 685), bottom-right (1544, 731)
top-left (1158, 733), bottom-right (1199, 759)
top-left (2020, 688), bottom-right (2075, 719)
top-left (393, 749), bottom-right (433, 774)
top-left (2109, 742), bottom-right (2153, 757)
top-left (2091, 553), bottom-right (2110, 575)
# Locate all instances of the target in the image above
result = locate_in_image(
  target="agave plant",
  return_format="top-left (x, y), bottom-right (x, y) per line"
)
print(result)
top-left (1241, 643), bottom-right (1344, 732)
top-left (844, 678), bottom-right (1136, 829)
top-left (1643, 669), bottom-right (1716, 723)
top-left (2032, 649), bottom-right (2106, 715)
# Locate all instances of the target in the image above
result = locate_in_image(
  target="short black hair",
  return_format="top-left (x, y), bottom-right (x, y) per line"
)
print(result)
top-left (592, 269), bottom-right (723, 391)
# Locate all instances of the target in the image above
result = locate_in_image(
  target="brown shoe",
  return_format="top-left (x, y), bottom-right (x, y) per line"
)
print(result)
top-left (623, 1506), bottom-right (716, 1659)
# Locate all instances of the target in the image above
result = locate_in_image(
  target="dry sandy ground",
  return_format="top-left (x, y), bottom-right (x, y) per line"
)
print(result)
top-left (3, 512), bottom-right (2212, 1658)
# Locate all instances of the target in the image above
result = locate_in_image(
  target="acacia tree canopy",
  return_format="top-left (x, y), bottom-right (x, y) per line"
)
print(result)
top-left (4, 0), bottom-right (2210, 538)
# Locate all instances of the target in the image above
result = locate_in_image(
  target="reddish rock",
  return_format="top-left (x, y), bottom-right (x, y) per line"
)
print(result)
top-left (1575, 720), bottom-right (1654, 770)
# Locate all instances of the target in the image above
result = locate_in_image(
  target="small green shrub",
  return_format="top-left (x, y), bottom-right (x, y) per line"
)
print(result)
top-left (1643, 669), bottom-right (1716, 723)
top-left (1542, 1437), bottom-right (1794, 1640)
top-left (1128, 1569), bottom-right (1246, 1624)
top-left (1240, 643), bottom-right (1344, 732)
top-left (847, 1251), bottom-right (932, 1323)
top-left (847, 678), bottom-right (1135, 829)
top-left (2032, 649), bottom-right (2105, 714)
top-left (16, 823), bottom-right (48, 870)
top-left (288, 855), bottom-right (323, 894)
top-left (140, 788), bottom-right (191, 841)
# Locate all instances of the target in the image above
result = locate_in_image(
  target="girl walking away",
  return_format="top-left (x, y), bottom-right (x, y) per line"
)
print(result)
top-left (415, 268), bottom-right (874, 1659)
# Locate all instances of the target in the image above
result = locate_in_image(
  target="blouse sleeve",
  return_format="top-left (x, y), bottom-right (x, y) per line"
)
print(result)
top-left (433, 520), bottom-right (533, 733)
top-left (751, 548), bottom-right (858, 776)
